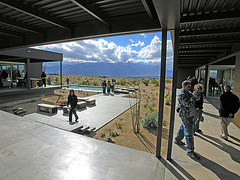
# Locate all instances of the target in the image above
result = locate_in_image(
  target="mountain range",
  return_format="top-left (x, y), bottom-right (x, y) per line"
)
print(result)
top-left (46, 62), bottom-right (173, 78)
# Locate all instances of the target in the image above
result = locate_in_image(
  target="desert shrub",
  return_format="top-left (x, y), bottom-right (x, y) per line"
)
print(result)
top-left (92, 81), bottom-right (99, 86)
top-left (165, 95), bottom-right (171, 105)
top-left (151, 102), bottom-right (156, 107)
top-left (144, 104), bottom-right (148, 108)
top-left (117, 79), bottom-right (127, 86)
top-left (131, 79), bottom-right (138, 85)
top-left (142, 79), bottom-right (150, 86)
top-left (151, 79), bottom-right (160, 86)
top-left (143, 89), bottom-right (146, 92)
top-left (101, 133), bottom-right (105, 138)
top-left (165, 79), bottom-right (172, 83)
top-left (148, 105), bottom-right (155, 113)
top-left (81, 80), bottom-right (90, 85)
top-left (141, 111), bottom-right (158, 128)
top-left (109, 132), bottom-right (117, 137)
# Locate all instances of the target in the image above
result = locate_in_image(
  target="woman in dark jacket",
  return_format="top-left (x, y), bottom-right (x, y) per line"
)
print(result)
top-left (67, 89), bottom-right (78, 123)
top-left (193, 84), bottom-right (204, 133)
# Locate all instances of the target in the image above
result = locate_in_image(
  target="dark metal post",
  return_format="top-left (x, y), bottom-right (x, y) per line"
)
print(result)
top-left (204, 65), bottom-right (209, 96)
top-left (27, 58), bottom-right (31, 90)
top-left (60, 59), bottom-right (63, 88)
top-left (156, 29), bottom-right (167, 158)
top-left (167, 29), bottom-right (179, 160)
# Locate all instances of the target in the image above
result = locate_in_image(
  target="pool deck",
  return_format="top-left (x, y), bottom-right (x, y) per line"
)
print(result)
top-left (24, 93), bottom-right (139, 132)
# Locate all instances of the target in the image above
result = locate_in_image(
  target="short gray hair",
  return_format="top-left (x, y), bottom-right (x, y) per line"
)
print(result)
top-left (224, 85), bottom-right (231, 91)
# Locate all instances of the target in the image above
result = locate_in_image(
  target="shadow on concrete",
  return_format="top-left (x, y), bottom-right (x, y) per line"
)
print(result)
top-left (206, 98), bottom-right (220, 110)
top-left (169, 159), bottom-right (196, 180)
top-left (198, 134), bottom-right (240, 163)
top-left (177, 144), bottom-right (240, 179)
top-left (202, 111), bottom-right (219, 119)
top-left (229, 135), bottom-right (240, 143)
top-left (159, 158), bottom-right (189, 180)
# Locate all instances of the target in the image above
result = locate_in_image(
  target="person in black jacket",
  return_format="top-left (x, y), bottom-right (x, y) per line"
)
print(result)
top-left (219, 85), bottom-right (239, 140)
top-left (193, 84), bottom-right (204, 134)
top-left (67, 89), bottom-right (79, 123)
top-left (41, 72), bottom-right (47, 87)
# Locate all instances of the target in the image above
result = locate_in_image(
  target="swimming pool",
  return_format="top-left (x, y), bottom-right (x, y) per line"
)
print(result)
top-left (63, 85), bottom-right (120, 92)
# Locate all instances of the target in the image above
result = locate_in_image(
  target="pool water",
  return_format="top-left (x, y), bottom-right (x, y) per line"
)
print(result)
top-left (63, 85), bottom-right (120, 92)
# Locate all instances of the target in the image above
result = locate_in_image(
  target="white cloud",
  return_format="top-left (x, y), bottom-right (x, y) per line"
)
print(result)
top-left (139, 33), bottom-right (147, 38)
top-left (33, 34), bottom-right (173, 68)
top-left (129, 39), bottom-right (134, 43)
top-left (131, 40), bottom-right (144, 47)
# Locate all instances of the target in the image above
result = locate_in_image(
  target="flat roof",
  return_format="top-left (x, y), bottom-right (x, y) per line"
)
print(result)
top-left (0, 0), bottom-right (239, 68)
top-left (0, 47), bottom-right (63, 63)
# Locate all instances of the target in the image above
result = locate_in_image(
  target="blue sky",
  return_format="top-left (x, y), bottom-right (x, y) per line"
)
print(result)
top-left (34, 31), bottom-right (173, 74)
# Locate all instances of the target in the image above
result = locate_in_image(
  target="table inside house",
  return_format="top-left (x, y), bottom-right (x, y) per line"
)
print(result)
top-left (30, 78), bottom-right (43, 87)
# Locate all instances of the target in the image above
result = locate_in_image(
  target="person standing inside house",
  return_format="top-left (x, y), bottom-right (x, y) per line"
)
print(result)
top-left (193, 84), bottom-right (204, 134)
top-left (219, 85), bottom-right (239, 140)
top-left (107, 80), bottom-right (111, 93)
top-left (101, 80), bottom-right (106, 93)
top-left (67, 89), bottom-right (79, 123)
top-left (41, 71), bottom-right (47, 87)
top-left (174, 80), bottom-right (200, 159)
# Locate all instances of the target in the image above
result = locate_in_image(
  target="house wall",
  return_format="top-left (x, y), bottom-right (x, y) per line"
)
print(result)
top-left (29, 63), bottom-right (42, 78)
top-left (233, 53), bottom-right (240, 128)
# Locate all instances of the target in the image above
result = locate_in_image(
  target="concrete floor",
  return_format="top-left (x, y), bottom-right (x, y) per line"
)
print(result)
top-left (24, 93), bottom-right (138, 132)
top-left (171, 97), bottom-right (240, 179)
top-left (0, 92), bottom-right (239, 179)
top-left (0, 110), bottom-right (170, 180)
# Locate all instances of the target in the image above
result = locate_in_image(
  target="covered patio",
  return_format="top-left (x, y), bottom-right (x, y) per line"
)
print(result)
top-left (0, 0), bottom-right (239, 179)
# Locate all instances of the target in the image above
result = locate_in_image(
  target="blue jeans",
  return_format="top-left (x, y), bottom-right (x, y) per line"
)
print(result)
top-left (194, 109), bottom-right (202, 132)
top-left (175, 117), bottom-right (194, 153)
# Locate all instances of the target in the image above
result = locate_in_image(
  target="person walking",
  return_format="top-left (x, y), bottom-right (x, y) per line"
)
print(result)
top-left (174, 80), bottom-right (200, 159)
top-left (111, 79), bottom-right (115, 92)
top-left (193, 84), bottom-right (204, 134)
top-left (219, 85), bottom-right (239, 140)
top-left (67, 89), bottom-right (79, 123)
top-left (55, 77), bottom-right (58, 85)
top-left (41, 72), bottom-right (47, 87)
top-left (101, 80), bottom-right (106, 93)
top-left (107, 80), bottom-right (111, 93)
top-left (67, 77), bottom-right (69, 85)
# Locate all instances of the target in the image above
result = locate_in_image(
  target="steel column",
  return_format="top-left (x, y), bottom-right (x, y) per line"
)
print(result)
top-left (60, 59), bottom-right (63, 88)
top-left (156, 29), bottom-right (167, 158)
top-left (26, 58), bottom-right (31, 90)
top-left (167, 29), bottom-right (179, 160)
top-left (204, 65), bottom-right (209, 96)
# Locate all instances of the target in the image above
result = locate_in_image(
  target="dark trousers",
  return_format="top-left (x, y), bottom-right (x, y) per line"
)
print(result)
top-left (42, 79), bottom-right (46, 87)
top-left (69, 106), bottom-right (78, 122)
top-left (102, 86), bottom-right (106, 93)
top-left (107, 87), bottom-right (110, 93)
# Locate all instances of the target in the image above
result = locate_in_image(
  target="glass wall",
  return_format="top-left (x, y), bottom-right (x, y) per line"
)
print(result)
top-left (0, 63), bottom-right (25, 82)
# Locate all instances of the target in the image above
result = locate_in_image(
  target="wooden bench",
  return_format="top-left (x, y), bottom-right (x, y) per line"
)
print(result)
top-left (86, 99), bottom-right (96, 106)
top-left (77, 101), bottom-right (87, 109)
top-left (37, 104), bottom-right (58, 114)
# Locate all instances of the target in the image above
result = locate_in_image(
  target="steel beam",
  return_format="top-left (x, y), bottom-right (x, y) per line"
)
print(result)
top-left (156, 29), bottom-right (167, 159)
top-left (181, 10), bottom-right (240, 24)
top-left (179, 39), bottom-right (240, 45)
top-left (0, 28), bottom-right (23, 38)
top-left (70, 0), bottom-right (108, 25)
top-left (26, 58), bottom-right (31, 90)
top-left (180, 27), bottom-right (240, 37)
top-left (140, 0), bottom-right (156, 19)
top-left (0, 0), bottom-right (71, 29)
top-left (0, 16), bottom-right (42, 34)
